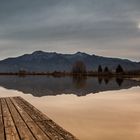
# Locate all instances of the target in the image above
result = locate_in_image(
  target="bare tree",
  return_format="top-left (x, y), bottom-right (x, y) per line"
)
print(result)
top-left (72, 61), bottom-right (87, 74)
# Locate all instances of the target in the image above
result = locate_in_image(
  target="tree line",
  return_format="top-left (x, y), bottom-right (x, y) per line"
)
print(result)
top-left (98, 64), bottom-right (124, 73)
top-left (72, 61), bottom-right (124, 75)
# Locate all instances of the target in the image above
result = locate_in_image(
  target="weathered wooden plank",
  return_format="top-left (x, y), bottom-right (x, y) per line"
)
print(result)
top-left (13, 97), bottom-right (65, 140)
top-left (1, 98), bottom-right (20, 140)
top-left (0, 96), bottom-right (78, 140)
top-left (44, 120), bottom-right (77, 140)
top-left (14, 97), bottom-right (78, 140)
top-left (5, 98), bottom-right (36, 140)
top-left (38, 120), bottom-right (77, 140)
top-left (0, 99), bottom-right (5, 140)
top-left (10, 98), bottom-right (50, 140)
top-left (15, 97), bottom-right (50, 121)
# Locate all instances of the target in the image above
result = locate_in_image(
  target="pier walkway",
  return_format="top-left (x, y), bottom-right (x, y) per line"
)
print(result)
top-left (0, 96), bottom-right (77, 140)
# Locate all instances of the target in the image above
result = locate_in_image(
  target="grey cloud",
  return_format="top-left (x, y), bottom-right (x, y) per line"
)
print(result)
top-left (0, 0), bottom-right (140, 60)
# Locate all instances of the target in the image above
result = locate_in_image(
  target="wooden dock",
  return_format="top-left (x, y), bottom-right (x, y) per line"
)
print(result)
top-left (0, 96), bottom-right (78, 140)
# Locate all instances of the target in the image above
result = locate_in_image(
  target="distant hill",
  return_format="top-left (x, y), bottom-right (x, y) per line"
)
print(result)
top-left (0, 50), bottom-right (139, 72)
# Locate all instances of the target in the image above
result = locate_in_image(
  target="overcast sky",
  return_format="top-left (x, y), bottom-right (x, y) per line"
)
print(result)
top-left (0, 0), bottom-right (140, 61)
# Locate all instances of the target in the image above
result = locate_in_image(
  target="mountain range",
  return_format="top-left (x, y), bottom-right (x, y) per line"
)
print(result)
top-left (0, 51), bottom-right (139, 72)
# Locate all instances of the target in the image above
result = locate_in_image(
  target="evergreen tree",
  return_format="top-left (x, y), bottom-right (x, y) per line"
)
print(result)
top-left (98, 65), bottom-right (102, 73)
top-left (116, 64), bottom-right (124, 73)
top-left (104, 66), bottom-right (109, 73)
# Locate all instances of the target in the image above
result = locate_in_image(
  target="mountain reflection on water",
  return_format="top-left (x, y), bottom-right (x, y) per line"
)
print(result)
top-left (0, 76), bottom-right (139, 97)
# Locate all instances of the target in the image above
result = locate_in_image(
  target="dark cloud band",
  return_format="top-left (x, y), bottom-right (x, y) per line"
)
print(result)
top-left (0, 0), bottom-right (140, 61)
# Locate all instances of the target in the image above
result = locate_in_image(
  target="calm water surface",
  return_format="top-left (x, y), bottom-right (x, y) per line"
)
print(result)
top-left (0, 76), bottom-right (140, 140)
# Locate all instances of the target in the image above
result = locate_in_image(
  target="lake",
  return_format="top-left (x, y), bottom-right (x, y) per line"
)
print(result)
top-left (0, 76), bottom-right (140, 140)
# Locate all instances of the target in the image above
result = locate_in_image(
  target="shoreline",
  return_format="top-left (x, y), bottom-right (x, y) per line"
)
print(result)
top-left (0, 72), bottom-right (140, 78)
